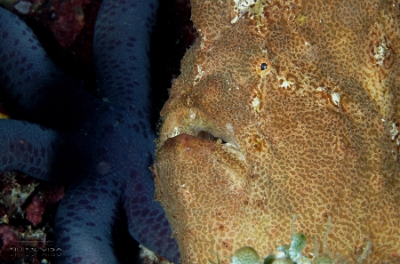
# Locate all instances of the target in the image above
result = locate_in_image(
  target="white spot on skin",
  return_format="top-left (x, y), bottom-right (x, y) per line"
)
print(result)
top-left (252, 96), bottom-right (260, 111)
top-left (331, 92), bottom-right (341, 107)
top-left (226, 123), bottom-right (234, 133)
top-left (390, 122), bottom-right (399, 141)
top-left (231, 0), bottom-right (266, 24)
top-left (231, 16), bottom-right (239, 24)
top-left (373, 37), bottom-right (391, 66)
top-left (233, 0), bottom-right (257, 13)
top-left (171, 127), bottom-right (180, 138)
top-left (232, 0), bottom-right (257, 23)
top-left (194, 65), bottom-right (204, 85)
top-left (317, 87), bottom-right (343, 107)
top-left (281, 80), bottom-right (293, 89)
top-left (189, 109), bottom-right (196, 120)
top-left (279, 76), bottom-right (294, 89)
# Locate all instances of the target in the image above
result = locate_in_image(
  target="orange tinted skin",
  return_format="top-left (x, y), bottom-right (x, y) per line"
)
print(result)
top-left (153, 1), bottom-right (400, 263)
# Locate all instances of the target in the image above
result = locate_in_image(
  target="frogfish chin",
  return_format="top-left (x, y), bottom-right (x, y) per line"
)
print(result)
top-left (153, 0), bottom-right (400, 263)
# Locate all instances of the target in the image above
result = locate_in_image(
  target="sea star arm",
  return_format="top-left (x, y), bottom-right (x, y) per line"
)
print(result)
top-left (0, 7), bottom-right (98, 126)
top-left (0, 119), bottom-right (60, 181)
top-left (0, 6), bottom-right (100, 184)
top-left (0, 6), bottom-right (87, 183)
top-left (123, 163), bottom-right (181, 262)
top-left (0, 0), bottom-right (181, 262)
top-left (94, 0), bottom-right (156, 110)
top-left (0, 8), bottom-right (121, 263)
top-left (93, 0), bottom-right (180, 261)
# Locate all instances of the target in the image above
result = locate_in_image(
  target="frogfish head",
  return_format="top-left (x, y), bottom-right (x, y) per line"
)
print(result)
top-left (153, 0), bottom-right (400, 263)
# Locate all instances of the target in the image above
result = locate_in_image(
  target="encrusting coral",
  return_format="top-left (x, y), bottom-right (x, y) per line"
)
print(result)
top-left (153, 0), bottom-right (400, 263)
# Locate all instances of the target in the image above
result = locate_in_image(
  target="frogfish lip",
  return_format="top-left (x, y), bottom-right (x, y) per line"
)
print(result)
top-left (156, 106), bottom-right (249, 177)
top-left (157, 106), bottom-right (242, 155)
top-left (153, 107), bottom-right (250, 263)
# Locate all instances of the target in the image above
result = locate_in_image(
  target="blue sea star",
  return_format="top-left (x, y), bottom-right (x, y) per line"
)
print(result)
top-left (0, 0), bottom-right (180, 263)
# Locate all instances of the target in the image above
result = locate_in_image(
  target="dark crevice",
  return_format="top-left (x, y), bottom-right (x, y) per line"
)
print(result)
top-left (197, 130), bottom-right (227, 144)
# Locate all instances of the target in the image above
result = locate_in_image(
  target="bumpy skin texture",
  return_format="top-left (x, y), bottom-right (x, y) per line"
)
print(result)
top-left (0, 0), bottom-right (180, 263)
top-left (154, 0), bottom-right (400, 263)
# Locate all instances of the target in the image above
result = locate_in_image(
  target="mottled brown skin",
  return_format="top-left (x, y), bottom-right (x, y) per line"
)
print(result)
top-left (153, 0), bottom-right (400, 263)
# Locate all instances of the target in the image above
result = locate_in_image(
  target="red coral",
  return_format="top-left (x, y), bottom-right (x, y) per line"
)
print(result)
top-left (44, 0), bottom-right (90, 48)
top-left (25, 195), bottom-right (45, 227)
top-left (0, 224), bottom-right (22, 261)
top-left (25, 185), bottom-right (64, 227)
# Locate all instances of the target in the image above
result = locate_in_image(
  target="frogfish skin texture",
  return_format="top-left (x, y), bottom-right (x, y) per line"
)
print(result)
top-left (153, 0), bottom-right (400, 263)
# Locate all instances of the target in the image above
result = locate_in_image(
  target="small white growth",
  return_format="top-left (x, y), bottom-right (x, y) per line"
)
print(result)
top-left (390, 122), bottom-right (399, 141)
top-left (330, 92), bottom-right (341, 107)
top-left (193, 65), bottom-right (204, 85)
top-left (373, 36), bottom-right (391, 66)
top-left (281, 79), bottom-right (294, 89)
top-left (317, 87), bottom-right (343, 107)
top-left (231, 0), bottom-right (266, 24)
top-left (279, 76), bottom-right (295, 89)
top-left (171, 127), bottom-right (180, 138)
top-left (231, 0), bottom-right (257, 23)
top-left (234, 0), bottom-right (257, 13)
